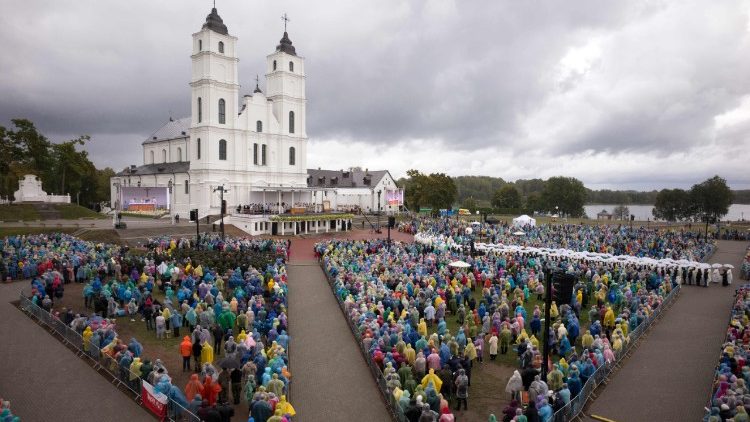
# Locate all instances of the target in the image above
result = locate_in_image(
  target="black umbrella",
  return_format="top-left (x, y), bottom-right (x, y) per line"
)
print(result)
top-left (218, 357), bottom-right (240, 369)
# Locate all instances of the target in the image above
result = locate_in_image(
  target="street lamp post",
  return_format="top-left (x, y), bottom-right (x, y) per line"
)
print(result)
top-left (213, 185), bottom-right (229, 241)
top-left (377, 189), bottom-right (382, 233)
top-left (168, 180), bottom-right (173, 224)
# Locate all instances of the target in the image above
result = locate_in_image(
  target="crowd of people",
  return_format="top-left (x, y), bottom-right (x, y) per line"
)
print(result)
top-left (706, 284), bottom-right (750, 422)
top-left (315, 228), bottom-right (680, 421)
top-left (12, 233), bottom-right (295, 421)
top-left (234, 202), bottom-right (320, 215)
top-left (719, 229), bottom-right (750, 242)
top-left (400, 218), bottom-right (716, 262)
top-left (742, 247), bottom-right (750, 280)
top-left (0, 399), bottom-right (20, 422)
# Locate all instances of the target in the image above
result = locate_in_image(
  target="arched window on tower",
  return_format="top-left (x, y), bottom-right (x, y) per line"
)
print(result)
top-left (197, 97), bottom-right (202, 123)
top-left (197, 138), bottom-right (201, 160)
top-left (289, 147), bottom-right (296, 166)
top-left (184, 180), bottom-right (189, 194)
top-left (218, 41), bottom-right (224, 53)
top-left (150, 150), bottom-right (154, 164)
top-left (199, 40), bottom-right (202, 51)
top-left (273, 60), bottom-right (277, 71)
top-left (219, 139), bottom-right (227, 160)
top-left (177, 147), bottom-right (182, 162)
top-left (218, 99), bottom-right (226, 124)
top-left (256, 120), bottom-right (262, 133)
top-left (162, 149), bottom-right (167, 163)
top-left (289, 111), bottom-right (295, 134)
top-left (289, 61), bottom-right (294, 72)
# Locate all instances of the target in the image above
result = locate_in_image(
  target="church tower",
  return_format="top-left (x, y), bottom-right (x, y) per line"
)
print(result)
top-left (189, 8), bottom-right (239, 171)
top-left (266, 29), bottom-right (307, 139)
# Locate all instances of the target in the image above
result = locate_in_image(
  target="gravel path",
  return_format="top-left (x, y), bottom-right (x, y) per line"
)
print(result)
top-left (0, 282), bottom-right (152, 422)
top-left (586, 240), bottom-right (749, 421)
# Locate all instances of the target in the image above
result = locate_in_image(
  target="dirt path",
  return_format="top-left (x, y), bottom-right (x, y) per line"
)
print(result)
top-left (586, 240), bottom-right (749, 421)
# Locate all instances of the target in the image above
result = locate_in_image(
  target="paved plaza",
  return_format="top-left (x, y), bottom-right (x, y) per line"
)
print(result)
top-left (0, 281), bottom-right (152, 421)
top-left (587, 240), bottom-right (748, 421)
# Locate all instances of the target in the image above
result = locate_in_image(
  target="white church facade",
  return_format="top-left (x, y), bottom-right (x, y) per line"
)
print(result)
top-left (110, 8), bottom-right (400, 235)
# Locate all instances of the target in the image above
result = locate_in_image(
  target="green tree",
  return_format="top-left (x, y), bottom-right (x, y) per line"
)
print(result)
top-left (425, 172), bottom-right (458, 210)
top-left (95, 167), bottom-right (116, 204)
top-left (403, 169), bottom-right (429, 211)
top-left (612, 204), bottom-right (630, 220)
top-left (690, 175), bottom-right (734, 223)
top-left (525, 192), bottom-right (543, 213)
top-left (492, 184), bottom-right (522, 209)
top-left (462, 196), bottom-right (478, 213)
top-left (652, 188), bottom-right (690, 221)
top-left (540, 176), bottom-right (587, 217)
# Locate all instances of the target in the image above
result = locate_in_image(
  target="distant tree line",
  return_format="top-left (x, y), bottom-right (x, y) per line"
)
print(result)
top-left (399, 171), bottom-right (737, 221)
top-left (0, 119), bottom-right (114, 206)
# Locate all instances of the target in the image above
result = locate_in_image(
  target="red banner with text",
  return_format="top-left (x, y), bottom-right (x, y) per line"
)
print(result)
top-left (141, 380), bottom-right (168, 421)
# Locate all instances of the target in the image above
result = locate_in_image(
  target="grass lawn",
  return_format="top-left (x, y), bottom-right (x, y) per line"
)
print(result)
top-left (54, 204), bottom-right (106, 219)
top-left (0, 204), bottom-right (41, 221)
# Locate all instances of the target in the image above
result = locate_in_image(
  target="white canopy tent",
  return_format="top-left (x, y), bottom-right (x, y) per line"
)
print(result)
top-left (512, 214), bottom-right (536, 227)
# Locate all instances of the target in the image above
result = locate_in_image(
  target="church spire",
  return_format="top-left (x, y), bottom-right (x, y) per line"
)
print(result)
top-left (202, 7), bottom-right (228, 35)
top-left (254, 75), bottom-right (262, 93)
top-left (276, 13), bottom-right (297, 56)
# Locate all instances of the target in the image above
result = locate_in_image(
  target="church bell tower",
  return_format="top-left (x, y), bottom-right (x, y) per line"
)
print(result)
top-left (189, 7), bottom-right (239, 171)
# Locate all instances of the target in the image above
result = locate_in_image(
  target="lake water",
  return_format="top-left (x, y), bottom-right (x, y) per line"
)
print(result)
top-left (583, 204), bottom-right (750, 222)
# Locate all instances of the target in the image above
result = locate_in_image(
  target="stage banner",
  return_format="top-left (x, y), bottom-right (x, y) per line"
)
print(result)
top-left (141, 380), bottom-right (168, 420)
top-left (386, 189), bottom-right (404, 206)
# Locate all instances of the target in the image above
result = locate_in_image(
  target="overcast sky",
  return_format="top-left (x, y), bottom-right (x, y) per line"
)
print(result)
top-left (1, 0), bottom-right (749, 190)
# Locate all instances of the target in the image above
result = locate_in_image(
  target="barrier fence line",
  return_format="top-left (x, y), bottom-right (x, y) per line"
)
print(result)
top-left (550, 283), bottom-right (681, 422)
top-left (317, 257), bottom-right (681, 422)
top-left (17, 290), bottom-right (200, 422)
top-left (704, 283), bottom-right (750, 415)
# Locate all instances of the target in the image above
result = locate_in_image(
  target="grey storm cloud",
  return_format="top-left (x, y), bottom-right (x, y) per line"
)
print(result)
top-left (0, 0), bottom-right (749, 188)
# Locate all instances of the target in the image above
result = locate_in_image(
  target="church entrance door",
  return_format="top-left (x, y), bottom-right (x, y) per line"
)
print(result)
top-left (271, 222), bottom-right (278, 235)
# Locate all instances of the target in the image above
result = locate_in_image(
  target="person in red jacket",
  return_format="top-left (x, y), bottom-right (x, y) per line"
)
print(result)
top-left (180, 336), bottom-right (193, 371)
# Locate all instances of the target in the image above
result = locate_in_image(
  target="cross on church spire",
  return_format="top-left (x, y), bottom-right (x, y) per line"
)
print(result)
top-left (281, 13), bottom-right (290, 32)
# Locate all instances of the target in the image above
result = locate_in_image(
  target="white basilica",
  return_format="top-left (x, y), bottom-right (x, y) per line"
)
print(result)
top-left (110, 8), bottom-right (400, 235)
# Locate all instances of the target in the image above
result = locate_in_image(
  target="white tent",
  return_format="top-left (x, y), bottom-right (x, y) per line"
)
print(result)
top-left (512, 214), bottom-right (536, 227)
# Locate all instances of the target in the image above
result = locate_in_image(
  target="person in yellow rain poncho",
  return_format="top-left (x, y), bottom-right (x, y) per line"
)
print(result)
top-left (418, 318), bottom-right (427, 338)
top-left (237, 329), bottom-right (248, 343)
top-left (603, 306), bottom-right (615, 330)
top-left (421, 368), bottom-right (442, 391)
top-left (550, 302), bottom-right (559, 319)
top-left (201, 340), bottom-right (214, 365)
top-left (129, 357), bottom-right (142, 390)
top-left (82, 326), bottom-right (93, 352)
top-left (139, 272), bottom-right (149, 284)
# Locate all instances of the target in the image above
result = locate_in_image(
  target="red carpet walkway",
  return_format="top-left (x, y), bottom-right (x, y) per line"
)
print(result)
top-left (0, 282), bottom-right (152, 422)
top-left (586, 240), bottom-right (749, 421)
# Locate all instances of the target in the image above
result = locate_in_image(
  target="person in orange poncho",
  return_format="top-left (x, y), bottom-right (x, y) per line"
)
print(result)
top-left (180, 336), bottom-right (193, 371)
top-left (185, 374), bottom-right (204, 402)
top-left (203, 376), bottom-right (222, 406)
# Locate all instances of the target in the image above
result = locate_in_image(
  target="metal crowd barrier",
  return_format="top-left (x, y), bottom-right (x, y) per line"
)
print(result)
top-left (551, 283), bottom-right (681, 421)
top-left (18, 291), bottom-right (200, 422)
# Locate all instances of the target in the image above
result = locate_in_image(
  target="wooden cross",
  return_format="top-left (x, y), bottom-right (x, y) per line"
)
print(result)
top-left (281, 13), bottom-right (290, 32)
